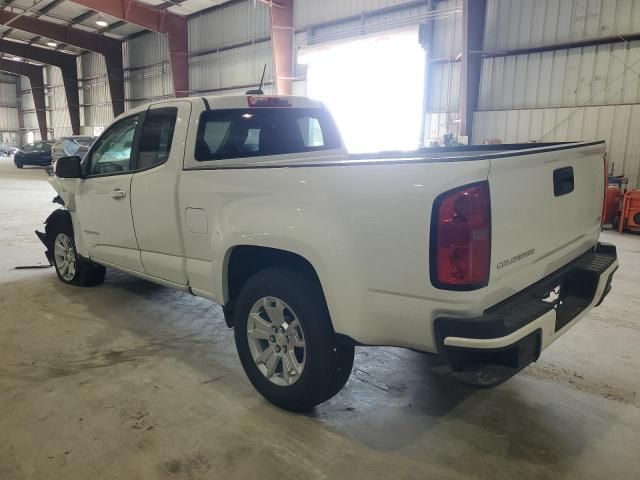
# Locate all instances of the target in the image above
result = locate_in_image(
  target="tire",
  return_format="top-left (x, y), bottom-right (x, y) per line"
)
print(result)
top-left (48, 213), bottom-right (106, 287)
top-left (234, 268), bottom-right (354, 412)
top-left (15, 160), bottom-right (23, 169)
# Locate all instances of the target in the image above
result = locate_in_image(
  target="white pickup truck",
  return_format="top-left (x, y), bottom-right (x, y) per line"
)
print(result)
top-left (39, 95), bottom-right (618, 411)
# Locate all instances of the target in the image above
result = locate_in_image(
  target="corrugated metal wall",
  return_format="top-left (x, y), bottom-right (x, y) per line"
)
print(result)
top-left (124, 32), bottom-right (174, 108)
top-left (45, 66), bottom-right (73, 139)
top-left (305, 1), bottom-right (442, 44)
top-left (190, 41), bottom-right (275, 94)
top-left (473, 105), bottom-right (640, 187)
top-left (476, 0), bottom-right (640, 186)
top-left (294, 0), bottom-right (423, 28)
top-left (479, 43), bottom-right (640, 110)
top-left (189, 1), bottom-right (270, 53)
top-left (424, 0), bottom-right (462, 141)
top-left (189, 1), bottom-right (274, 95)
top-left (18, 75), bottom-right (40, 143)
top-left (485, 0), bottom-right (640, 51)
top-left (0, 76), bottom-right (19, 137)
top-left (78, 52), bottom-right (114, 135)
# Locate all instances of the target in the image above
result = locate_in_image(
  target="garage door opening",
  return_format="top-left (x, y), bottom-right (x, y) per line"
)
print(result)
top-left (298, 30), bottom-right (426, 153)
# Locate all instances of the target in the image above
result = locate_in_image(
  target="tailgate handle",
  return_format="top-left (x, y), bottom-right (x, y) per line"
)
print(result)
top-left (553, 167), bottom-right (574, 197)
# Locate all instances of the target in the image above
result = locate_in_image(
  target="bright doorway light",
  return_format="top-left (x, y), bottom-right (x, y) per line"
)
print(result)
top-left (299, 30), bottom-right (425, 153)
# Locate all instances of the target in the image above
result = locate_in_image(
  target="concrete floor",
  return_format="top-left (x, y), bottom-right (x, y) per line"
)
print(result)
top-left (0, 156), bottom-right (638, 480)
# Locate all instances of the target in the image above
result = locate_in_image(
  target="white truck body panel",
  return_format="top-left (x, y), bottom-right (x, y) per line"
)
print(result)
top-left (49, 95), bottom-right (616, 359)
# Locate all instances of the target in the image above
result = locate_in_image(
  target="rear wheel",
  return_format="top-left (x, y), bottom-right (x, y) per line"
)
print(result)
top-left (234, 268), bottom-right (354, 412)
top-left (49, 216), bottom-right (105, 287)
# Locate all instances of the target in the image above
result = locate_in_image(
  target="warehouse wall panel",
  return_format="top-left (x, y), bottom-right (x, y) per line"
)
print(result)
top-left (431, 0), bottom-right (462, 58)
top-left (480, 42), bottom-right (640, 110)
top-left (78, 52), bottom-right (114, 135)
top-left (473, 105), bottom-right (640, 187)
top-left (428, 61), bottom-right (460, 112)
top-left (485, 0), bottom-right (640, 51)
top-left (294, 0), bottom-right (422, 28)
top-left (45, 66), bottom-right (73, 139)
top-left (190, 41), bottom-right (274, 94)
top-left (124, 32), bottom-right (174, 108)
top-left (18, 75), bottom-right (39, 143)
top-left (306, 2), bottom-right (435, 44)
top-left (189, 1), bottom-right (270, 54)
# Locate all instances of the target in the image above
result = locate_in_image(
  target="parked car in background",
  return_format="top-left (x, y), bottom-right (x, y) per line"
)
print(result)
top-left (14, 141), bottom-right (55, 168)
top-left (0, 144), bottom-right (19, 156)
top-left (51, 136), bottom-right (95, 164)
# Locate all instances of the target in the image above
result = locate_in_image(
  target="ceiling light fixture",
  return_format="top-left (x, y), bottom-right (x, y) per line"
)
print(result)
top-left (95, 17), bottom-right (108, 28)
top-left (11, 56), bottom-right (21, 61)
top-left (47, 41), bottom-right (57, 47)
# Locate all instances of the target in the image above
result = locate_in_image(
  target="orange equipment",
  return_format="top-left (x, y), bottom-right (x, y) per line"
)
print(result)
top-left (618, 189), bottom-right (640, 233)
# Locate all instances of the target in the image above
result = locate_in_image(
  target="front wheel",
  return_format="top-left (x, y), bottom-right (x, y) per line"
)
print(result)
top-left (49, 217), bottom-right (105, 287)
top-left (15, 160), bottom-right (23, 169)
top-left (234, 268), bottom-right (354, 412)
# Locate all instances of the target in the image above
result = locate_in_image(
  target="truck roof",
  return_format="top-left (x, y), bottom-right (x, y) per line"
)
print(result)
top-left (116, 95), bottom-right (326, 121)
top-left (201, 95), bottom-right (325, 110)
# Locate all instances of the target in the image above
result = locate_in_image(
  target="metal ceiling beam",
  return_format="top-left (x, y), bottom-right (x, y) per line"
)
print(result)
top-left (68, 9), bottom-right (96, 23)
top-left (0, 59), bottom-right (48, 140)
top-left (460, 0), bottom-right (486, 142)
top-left (0, 39), bottom-right (80, 134)
top-left (37, 0), bottom-right (65, 15)
top-left (157, 0), bottom-right (189, 10)
top-left (0, 9), bottom-right (125, 116)
top-left (266, 0), bottom-right (293, 95)
top-left (69, 0), bottom-right (189, 97)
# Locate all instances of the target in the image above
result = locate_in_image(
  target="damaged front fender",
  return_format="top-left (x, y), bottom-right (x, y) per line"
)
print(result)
top-left (36, 208), bottom-right (72, 266)
top-left (48, 176), bottom-right (76, 211)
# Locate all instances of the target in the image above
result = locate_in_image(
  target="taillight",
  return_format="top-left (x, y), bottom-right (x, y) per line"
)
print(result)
top-left (430, 181), bottom-right (491, 290)
top-left (602, 153), bottom-right (608, 226)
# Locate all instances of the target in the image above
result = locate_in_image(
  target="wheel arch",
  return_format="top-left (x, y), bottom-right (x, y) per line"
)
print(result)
top-left (222, 245), bottom-right (323, 327)
top-left (39, 209), bottom-right (73, 255)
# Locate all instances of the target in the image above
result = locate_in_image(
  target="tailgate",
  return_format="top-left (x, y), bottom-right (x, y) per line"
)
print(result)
top-left (487, 142), bottom-right (606, 296)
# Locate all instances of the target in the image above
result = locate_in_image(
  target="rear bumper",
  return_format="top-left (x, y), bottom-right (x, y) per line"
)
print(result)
top-left (434, 242), bottom-right (618, 386)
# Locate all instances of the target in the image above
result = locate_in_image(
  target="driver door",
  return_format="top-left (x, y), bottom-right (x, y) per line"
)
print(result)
top-left (74, 113), bottom-right (144, 272)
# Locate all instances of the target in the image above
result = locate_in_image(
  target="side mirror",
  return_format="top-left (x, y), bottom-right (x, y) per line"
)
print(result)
top-left (55, 156), bottom-right (83, 178)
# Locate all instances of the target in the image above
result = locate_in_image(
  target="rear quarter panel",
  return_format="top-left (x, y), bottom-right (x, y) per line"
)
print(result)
top-left (179, 158), bottom-right (491, 351)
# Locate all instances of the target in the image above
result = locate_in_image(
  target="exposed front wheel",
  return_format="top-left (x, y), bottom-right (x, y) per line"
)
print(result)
top-left (234, 268), bottom-right (354, 412)
top-left (49, 216), bottom-right (105, 287)
top-left (15, 160), bottom-right (23, 169)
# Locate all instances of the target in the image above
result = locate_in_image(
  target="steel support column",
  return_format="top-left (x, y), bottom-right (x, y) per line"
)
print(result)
top-left (165, 13), bottom-right (189, 97)
top-left (266, 0), bottom-right (294, 95)
top-left (460, 0), bottom-right (486, 142)
top-left (0, 10), bottom-right (125, 117)
top-left (0, 60), bottom-right (47, 140)
top-left (68, 0), bottom-right (190, 97)
top-left (0, 40), bottom-right (80, 134)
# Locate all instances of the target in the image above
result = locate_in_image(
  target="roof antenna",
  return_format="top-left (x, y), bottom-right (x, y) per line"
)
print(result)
top-left (246, 64), bottom-right (267, 95)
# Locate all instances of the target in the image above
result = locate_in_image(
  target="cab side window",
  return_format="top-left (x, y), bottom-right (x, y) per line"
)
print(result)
top-left (88, 114), bottom-right (140, 176)
top-left (137, 107), bottom-right (178, 170)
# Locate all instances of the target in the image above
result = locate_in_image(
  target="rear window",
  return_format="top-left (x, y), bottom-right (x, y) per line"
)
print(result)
top-left (195, 108), bottom-right (341, 161)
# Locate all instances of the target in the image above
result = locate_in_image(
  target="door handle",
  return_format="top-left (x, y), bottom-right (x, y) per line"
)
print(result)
top-left (110, 189), bottom-right (127, 199)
